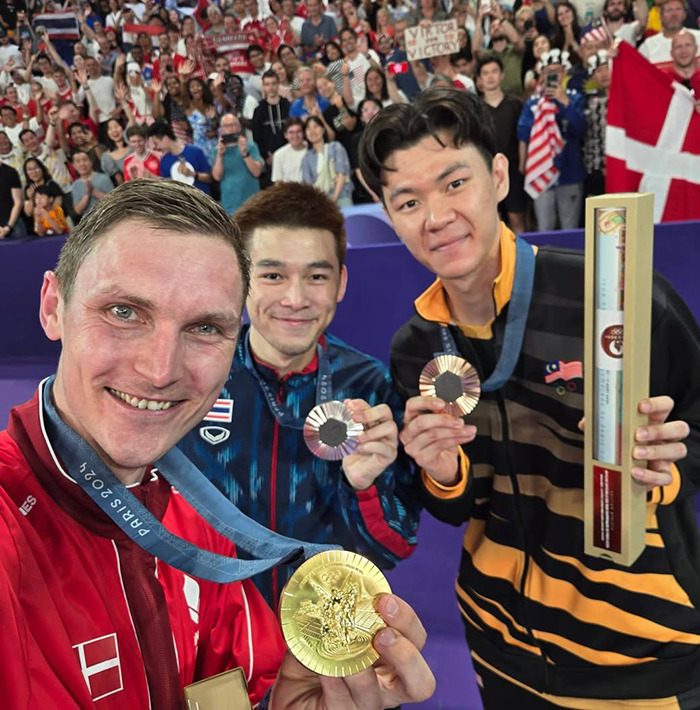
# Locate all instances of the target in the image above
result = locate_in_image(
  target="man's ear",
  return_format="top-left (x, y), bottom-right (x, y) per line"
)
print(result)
top-left (492, 152), bottom-right (510, 204)
top-left (337, 264), bottom-right (348, 304)
top-left (39, 271), bottom-right (64, 342)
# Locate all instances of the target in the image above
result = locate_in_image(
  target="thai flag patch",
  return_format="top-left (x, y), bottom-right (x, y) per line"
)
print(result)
top-left (544, 360), bottom-right (583, 383)
top-left (203, 398), bottom-right (234, 423)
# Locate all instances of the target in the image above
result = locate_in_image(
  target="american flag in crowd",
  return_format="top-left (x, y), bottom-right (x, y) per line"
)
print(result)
top-left (545, 360), bottom-right (583, 384)
top-left (524, 97), bottom-right (563, 199)
top-left (33, 10), bottom-right (80, 40)
top-left (580, 17), bottom-right (609, 46)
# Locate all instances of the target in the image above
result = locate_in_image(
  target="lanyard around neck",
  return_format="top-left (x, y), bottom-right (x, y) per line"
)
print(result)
top-left (242, 329), bottom-right (333, 430)
top-left (439, 236), bottom-right (536, 393)
top-left (42, 378), bottom-right (336, 583)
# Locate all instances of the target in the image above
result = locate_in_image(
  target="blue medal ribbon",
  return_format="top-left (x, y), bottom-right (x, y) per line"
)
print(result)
top-left (41, 378), bottom-right (337, 583)
top-left (438, 236), bottom-right (536, 393)
top-left (242, 329), bottom-right (333, 430)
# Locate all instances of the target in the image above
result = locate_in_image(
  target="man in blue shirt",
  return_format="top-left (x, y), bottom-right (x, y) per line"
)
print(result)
top-left (179, 182), bottom-right (420, 609)
top-left (300, 0), bottom-right (338, 58)
top-left (212, 113), bottom-right (263, 215)
top-left (147, 121), bottom-right (213, 195)
top-left (289, 67), bottom-right (330, 119)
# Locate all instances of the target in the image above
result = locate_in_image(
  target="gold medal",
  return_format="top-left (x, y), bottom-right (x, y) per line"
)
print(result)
top-left (303, 401), bottom-right (363, 461)
top-left (279, 550), bottom-right (391, 677)
top-left (419, 354), bottom-right (481, 416)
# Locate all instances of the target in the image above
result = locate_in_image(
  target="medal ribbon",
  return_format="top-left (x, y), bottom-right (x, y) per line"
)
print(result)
top-left (242, 329), bottom-right (333, 430)
top-left (439, 236), bottom-right (536, 392)
top-left (41, 378), bottom-right (337, 583)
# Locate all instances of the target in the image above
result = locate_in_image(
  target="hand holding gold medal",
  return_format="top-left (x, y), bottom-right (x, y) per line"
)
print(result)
top-left (273, 550), bottom-right (435, 707)
top-left (279, 550), bottom-right (391, 677)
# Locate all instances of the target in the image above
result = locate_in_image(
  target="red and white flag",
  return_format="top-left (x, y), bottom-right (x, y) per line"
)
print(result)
top-left (606, 41), bottom-right (700, 222)
top-left (73, 633), bottom-right (123, 701)
top-left (524, 97), bottom-right (564, 199)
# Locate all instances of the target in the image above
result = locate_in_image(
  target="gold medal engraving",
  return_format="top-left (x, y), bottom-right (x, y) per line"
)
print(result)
top-left (279, 550), bottom-right (391, 677)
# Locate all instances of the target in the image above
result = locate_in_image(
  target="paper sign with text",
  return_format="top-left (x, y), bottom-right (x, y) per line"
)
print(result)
top-left (405, 20), bottom-right (459, 61)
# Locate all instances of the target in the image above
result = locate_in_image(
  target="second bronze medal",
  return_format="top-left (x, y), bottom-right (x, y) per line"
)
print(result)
top-left (419, 354), bottom-right (481, 416)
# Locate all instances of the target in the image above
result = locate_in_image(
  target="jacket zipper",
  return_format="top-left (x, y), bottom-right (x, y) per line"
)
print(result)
top-left (128, 485), bottom-right (179, 710)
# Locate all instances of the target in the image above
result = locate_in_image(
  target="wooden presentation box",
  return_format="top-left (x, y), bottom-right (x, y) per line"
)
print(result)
top-left (183, 667), bottom-right (251, 709)
top-left (583, 192), bottom-right (654, 566)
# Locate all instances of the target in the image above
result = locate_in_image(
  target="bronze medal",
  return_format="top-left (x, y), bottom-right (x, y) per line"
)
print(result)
top-left (419, 354), bottom-right (481, 416)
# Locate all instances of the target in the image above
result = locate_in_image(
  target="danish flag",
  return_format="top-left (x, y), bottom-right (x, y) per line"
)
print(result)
top-left (606, 41), bottom-right (700, 222)
top-left (73, 633), bottom-right (123, 701)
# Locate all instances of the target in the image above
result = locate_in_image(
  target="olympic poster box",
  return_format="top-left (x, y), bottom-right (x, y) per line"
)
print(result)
top-left (583, 192), bottom-right (654, 567)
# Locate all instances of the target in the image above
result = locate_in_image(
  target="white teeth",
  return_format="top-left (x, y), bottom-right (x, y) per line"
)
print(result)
top-left (109, 389), bottom-right (177, 411)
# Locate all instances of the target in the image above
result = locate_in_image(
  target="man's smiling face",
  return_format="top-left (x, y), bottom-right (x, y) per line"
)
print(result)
top-left (41, 222), bottom-right (244, 482)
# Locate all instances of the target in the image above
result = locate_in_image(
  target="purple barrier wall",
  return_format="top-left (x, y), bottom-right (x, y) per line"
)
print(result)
top-left (2, 212), bottom-right (698, 367)
top-left (0, 235), bottom-right (64, 365)
top-left (335, 211), bottom-right (700, 365)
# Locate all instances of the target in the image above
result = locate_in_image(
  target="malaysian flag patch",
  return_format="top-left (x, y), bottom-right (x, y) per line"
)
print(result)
top-left (544, 360), bottom-right (583, 383)
top-left (203, 398), bottom-right (234, 423)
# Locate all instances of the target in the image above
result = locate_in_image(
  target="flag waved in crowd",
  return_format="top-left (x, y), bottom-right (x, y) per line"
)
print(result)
top-left (606, 41), bottom-right (700, 222)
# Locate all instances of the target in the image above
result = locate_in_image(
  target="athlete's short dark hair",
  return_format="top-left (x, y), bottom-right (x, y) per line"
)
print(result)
top-left (358, 87), bottom-right (497, 202)
top-left (233, 182), bottom-right (346, 268)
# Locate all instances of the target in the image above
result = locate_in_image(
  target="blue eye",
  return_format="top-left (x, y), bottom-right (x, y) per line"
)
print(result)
top-left (194, 323), bottom-right (221, 336)
top-left (112, 305), bottom-right (134, 320)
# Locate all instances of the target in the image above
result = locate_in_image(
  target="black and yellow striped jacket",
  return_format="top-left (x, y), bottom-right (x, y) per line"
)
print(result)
top-left (390, 225), bottom-right (700, 703)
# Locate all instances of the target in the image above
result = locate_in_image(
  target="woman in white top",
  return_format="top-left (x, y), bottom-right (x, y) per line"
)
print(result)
top-left (301, 115), bottom-right (353, 206)
top-left (100, 118), bottom-right (132, 186)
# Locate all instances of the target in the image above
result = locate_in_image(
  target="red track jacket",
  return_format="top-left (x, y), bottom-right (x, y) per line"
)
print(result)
top-left (0, 389), bottom-right (285, 708)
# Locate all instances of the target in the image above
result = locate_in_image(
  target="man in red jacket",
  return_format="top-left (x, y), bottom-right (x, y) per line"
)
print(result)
top-left (0, 179), bottom-right (434, 709)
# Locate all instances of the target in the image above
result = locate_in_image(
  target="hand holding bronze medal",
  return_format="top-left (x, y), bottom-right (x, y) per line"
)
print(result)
top-left (419, 355), bottom-right (481, 416)
top-left (303, 400), bottom-right (364, 460)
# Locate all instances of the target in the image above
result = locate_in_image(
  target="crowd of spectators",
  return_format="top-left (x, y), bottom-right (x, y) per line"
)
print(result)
top-left (0, 0), bottom-right (699, 237)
